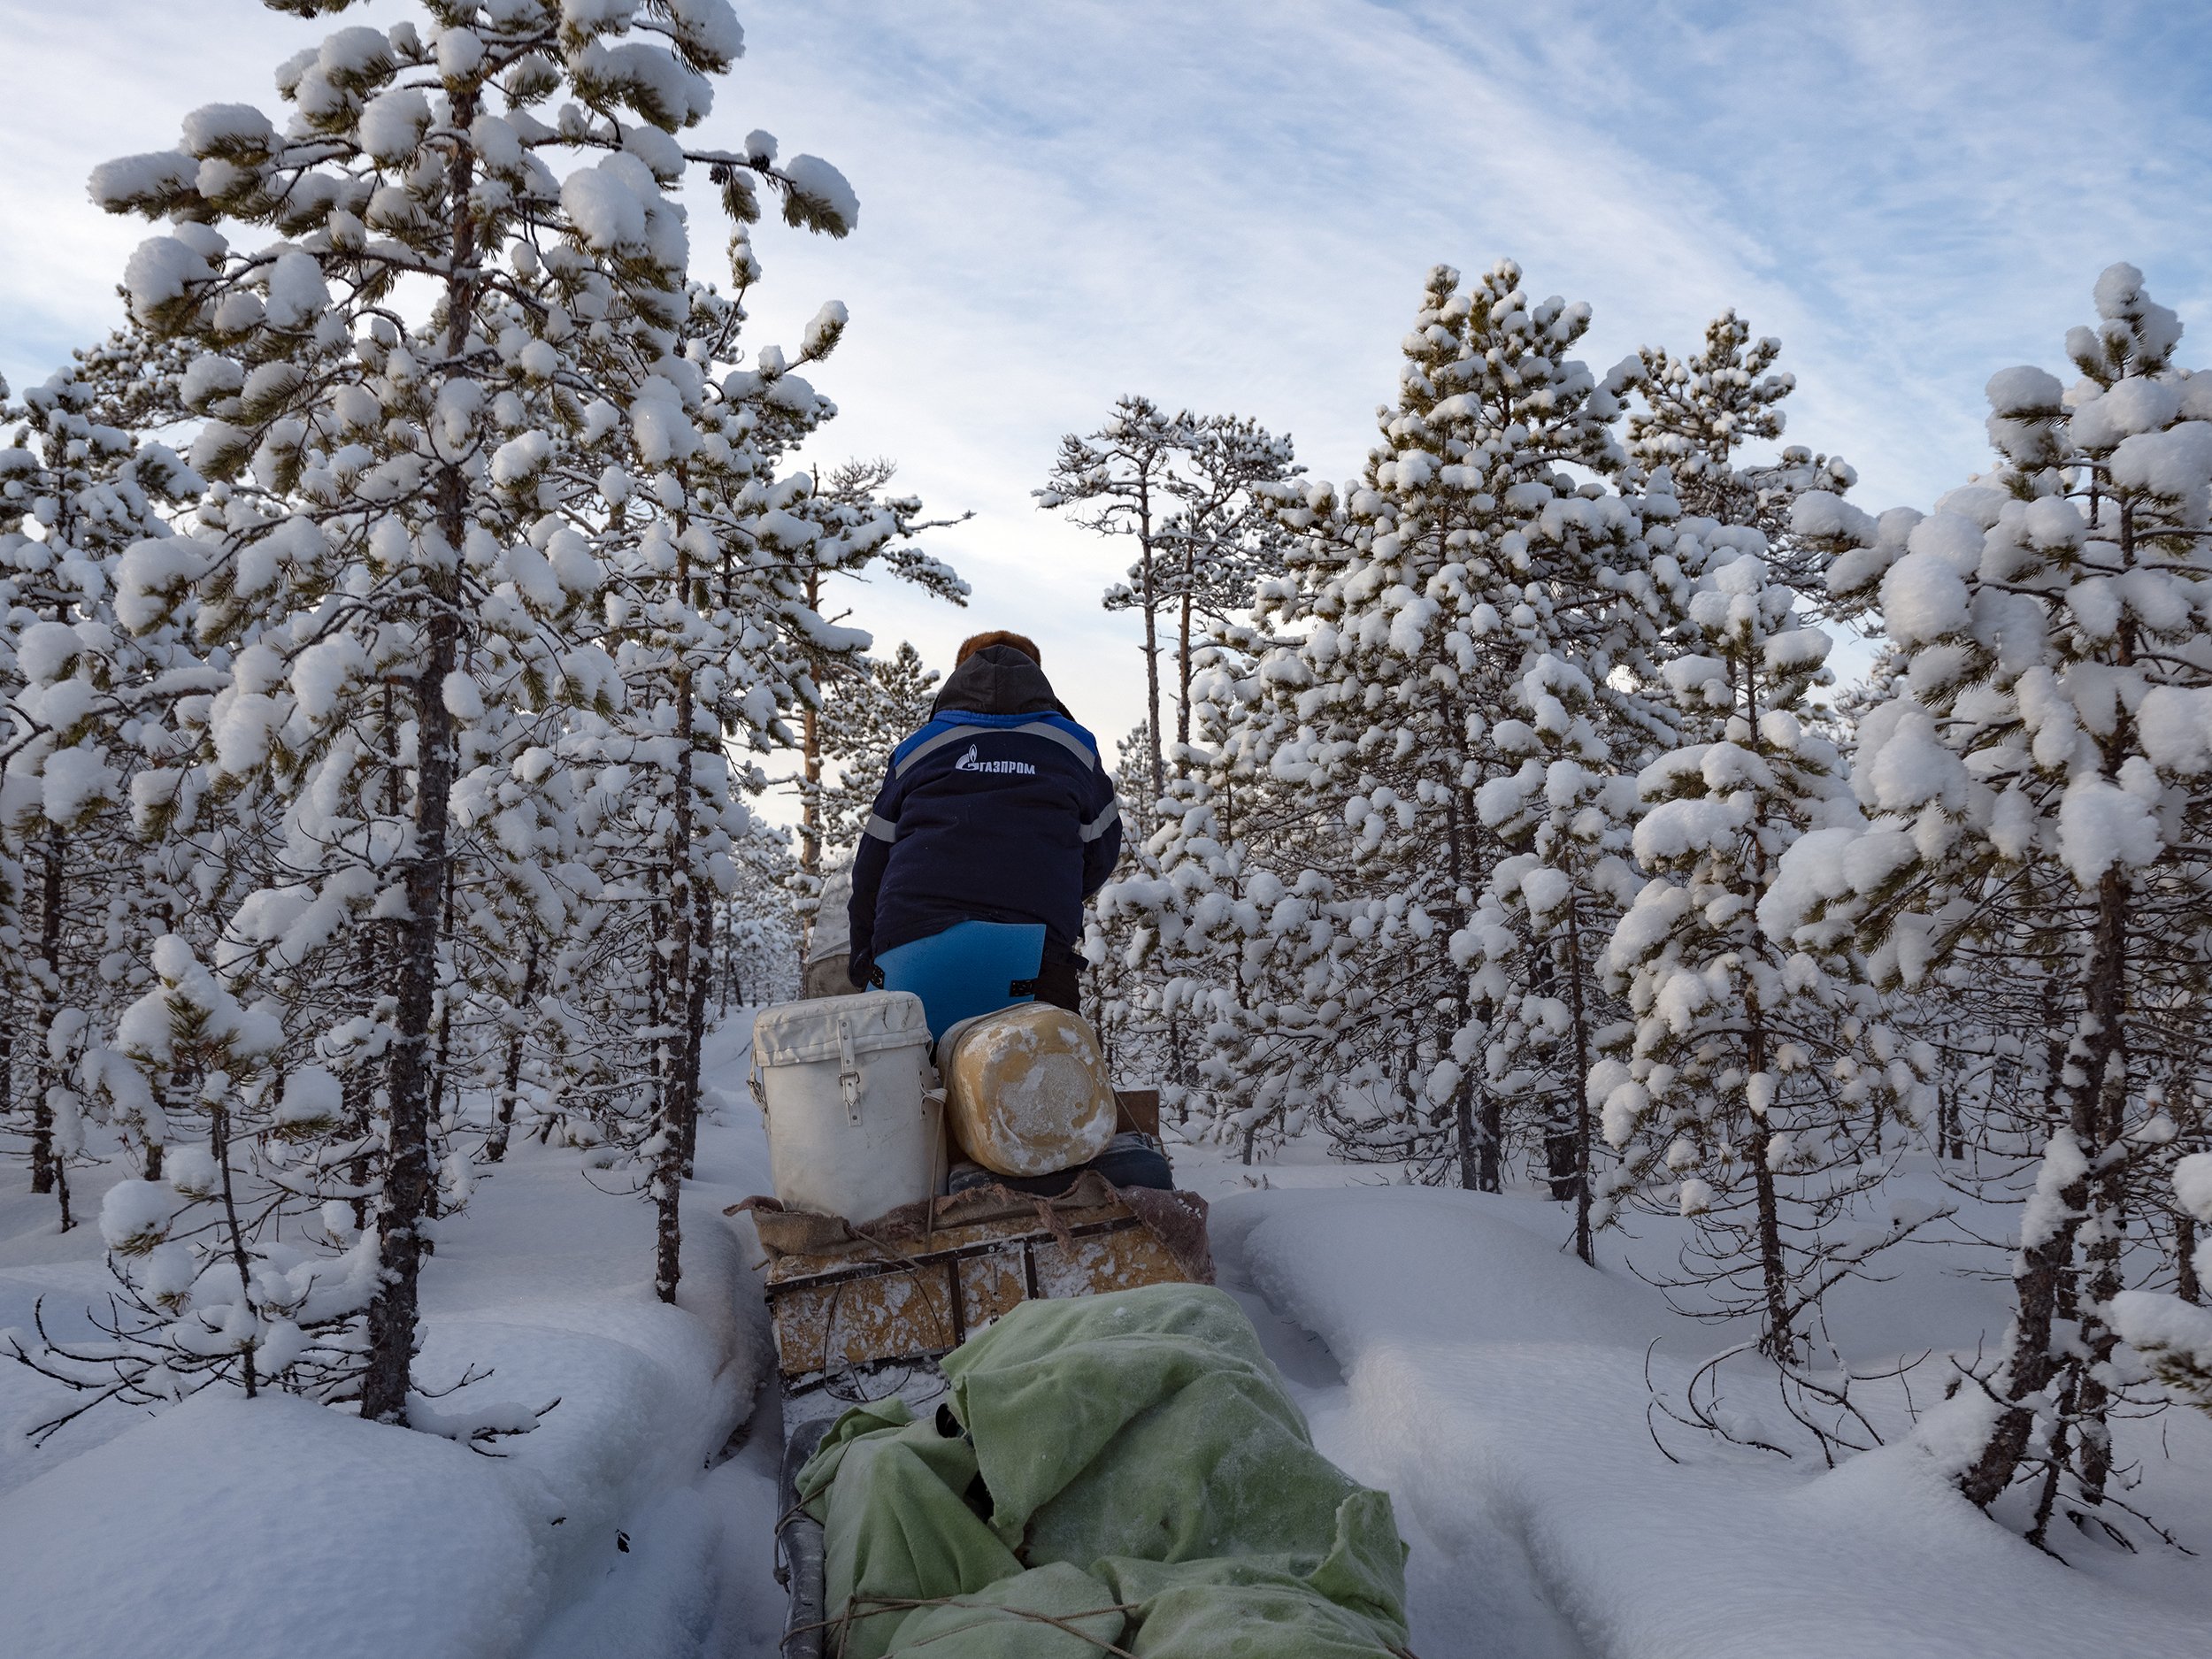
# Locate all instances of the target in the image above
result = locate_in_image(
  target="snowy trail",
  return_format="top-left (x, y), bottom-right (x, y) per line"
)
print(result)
top-left (1211, 1184), bottom-right (2212, 1659)
top-left (518, 1015), bottom-right (793, 1659)
top-left (1212, 1217), bottom-right (1594, 1659)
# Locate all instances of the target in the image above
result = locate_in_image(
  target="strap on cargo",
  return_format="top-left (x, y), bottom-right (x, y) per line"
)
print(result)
top-left (836, 1015), bottom-right (862, 1124)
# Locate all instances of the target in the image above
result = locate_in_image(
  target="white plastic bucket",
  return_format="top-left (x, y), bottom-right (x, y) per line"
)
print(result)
top-left (750, 991), bottom-right (940, 1221)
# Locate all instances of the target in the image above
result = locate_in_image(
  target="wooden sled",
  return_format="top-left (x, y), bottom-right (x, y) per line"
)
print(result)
top-left (754, 1094), bottom-right (1198, 1657)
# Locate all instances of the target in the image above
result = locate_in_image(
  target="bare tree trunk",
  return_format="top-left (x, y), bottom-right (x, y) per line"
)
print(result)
top-left (422, 864), bottom-right (459, 1225)
top-left (681, 834), bottom-right (712, 1178)
top-left (1563, 903), bottom-right (1593, 1266)
top-left (2025, 1376), bottom-right (2076, 1549)
top-left (1959, 868), bottom-right (2124, 1509)
top-left (1478, 1084), bottom-right (1502, 1194)
top-left (654, 572), bottom-right (700, 1301)
top-left (361, 97), bottom-right (477, 1427)
top-left (30, 829), bottom-right (64, 1197)
top-left (142, 1068), bottom-right (170, 1181)
top-left (1744, 987), bottom-right (1793, 1361)
top-left (1741, 657), bottom-right (1792, 1359)
top-left (349, 710), bottom-right (395, 1229)
top-left (1093, 958), bottom-right (1113, 1077)
top-left (360, 572), bottom-right (459, 1422)
top-left (2074, 1040), bottom-right (2131, 1509)
top-left (1455, 1079), bottom-right (1480, 1191)
top-left (1537, 941), bottom-right (1579, 1204)
top-left (485, 940), bottom-right (541, 1164)
top-left (213, 1096), bottom-right (258, 1399)
top-left (344, 1060), bottom-right (374, 1233)
top-left (1443, 780), bottom-right (1483, 1194)
top-left (798, 569), bottom-right (824, 884)
top-left (1175, 572), bottom-right (1194, 758)
top-left (1139, 488), bottom-right (1164, 806)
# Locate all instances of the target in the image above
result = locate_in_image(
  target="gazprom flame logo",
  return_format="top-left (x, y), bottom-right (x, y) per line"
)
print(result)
top-left (955, 743), bottom-right (1036, 776)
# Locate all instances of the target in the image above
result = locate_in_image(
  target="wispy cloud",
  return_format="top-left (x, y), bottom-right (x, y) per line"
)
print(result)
top-left (4, 0), bottom-right (2208, 758)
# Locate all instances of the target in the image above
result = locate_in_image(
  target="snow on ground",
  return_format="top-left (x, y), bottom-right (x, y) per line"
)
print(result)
top-left (4, 1026), bottom-right (2209, 1657)
top-left (0, 1018), bottom-right (785, 1659)
top-left (1175, 1139), bottom-right (2212, 1659)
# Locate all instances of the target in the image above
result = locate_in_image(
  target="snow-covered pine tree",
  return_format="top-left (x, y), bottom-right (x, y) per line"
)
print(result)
top-left (1153, 414), bottom-right (1299, 763)
top-left (785, 455), bottom-right (965, 882)
top-left (582, 280), bottom-right (897, 1296)
top-left (1474, 655), bottom-right (1640, 1263)
top-left (2111, 1154), bottom-right (2212, 1417)
top-left (811, 639), bottom-right (938, 864)
top-left (1595, 545), bottom-right (1927, 1371)
top-left (812, 459), bottom-right (970, 611)
top-left (1039, 399), bottom-right (1297, 808)
top-left (0, 363), bottom-right (203, 1225)
top-left (1060, 407), bottom-right (1301, 1097)
top-left (1627, 311), bottom-right (1856, 597)
top-left (705, 448), bottom-right (964, 1028)
top-left (1767, 265), bottom-right (2212, 1540)
top-left (88, 0), bottom-right (858, 1422)
top-left (1087, 696), bottom-right (1252, 1125)
top-left (6, 938), bottom-right (387, 1439)
top-left (710, 811), bottom-right (800, 1012)
top-left (1107, 264), bottom-right (1676, 1197)
top-left (1039, 396), bottom-right (1186, 805)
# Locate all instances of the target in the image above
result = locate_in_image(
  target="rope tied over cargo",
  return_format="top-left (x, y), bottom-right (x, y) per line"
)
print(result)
top-left (816, 1220), bottom-right (957, 1356)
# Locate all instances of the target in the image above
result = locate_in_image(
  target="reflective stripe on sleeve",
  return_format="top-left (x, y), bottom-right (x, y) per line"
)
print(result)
top-left (1079, 798), bottom-right (1121, 843)
top-left (864, 813), bottom-right (898, 842)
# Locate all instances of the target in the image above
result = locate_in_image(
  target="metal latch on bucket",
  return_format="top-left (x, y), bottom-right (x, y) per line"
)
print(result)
top-left (836, 1017), bottom-right (862, 1124)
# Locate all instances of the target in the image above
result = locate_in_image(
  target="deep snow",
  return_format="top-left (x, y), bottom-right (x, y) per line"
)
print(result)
top-left (0, 1019), bottom-right (781, 1659)
top-left (3, 1018), bottom-right (2208, 1657)
top-left (1206, 1179), bottom-right (2212, 1659)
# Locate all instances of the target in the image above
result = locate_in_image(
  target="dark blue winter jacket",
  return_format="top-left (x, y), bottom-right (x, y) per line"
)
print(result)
top-left (847, 646), bottom-right (1122, 987)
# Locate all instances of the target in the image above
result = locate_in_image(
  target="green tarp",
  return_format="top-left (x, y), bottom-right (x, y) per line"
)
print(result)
top-left (796, 1282), bottom-right (1410, 1658)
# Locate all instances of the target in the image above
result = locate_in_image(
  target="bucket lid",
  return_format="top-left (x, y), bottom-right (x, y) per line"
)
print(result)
top-left (752, 990), bottom-right (930, 1068)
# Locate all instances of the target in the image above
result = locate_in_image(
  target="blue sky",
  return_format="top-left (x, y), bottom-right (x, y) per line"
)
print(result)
top-left (4, 0), bottom-right (2209, 776)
